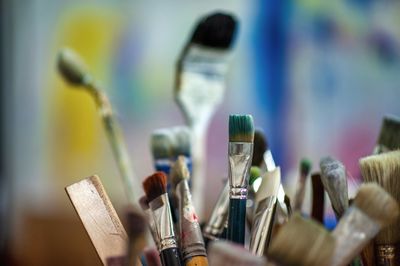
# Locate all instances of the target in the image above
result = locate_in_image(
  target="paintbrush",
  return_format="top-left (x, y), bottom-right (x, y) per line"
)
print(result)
top-left (143, 247), bottom-right (162, 266)
top-left (311, 172), bottom-right (325, 224)
top-left (208, 241), bottom-right (266, 266)
top-left (58, 48), bottom-right (140, 204)
top-left (250, 167), bottom-right (281, 256)
top-left (320, 156), bottom-right (349, 219)
top-left (293, 158), bottom-right (312, 212)
top-left (373, 115), bottom-right (400, 154)
top-left (268, 213), bottom-right (336, 266)
top-left (171, 156), bottom-right (208, 266)
top-left (139, 196), bottom-right (159, 248)
top-left (227, 114), bottom-right (254, 245)
top-left (126, 207), bottom-right (148, 266)
top-left (174, 12), bottom-right (238, 216)
top-left (151, 129), bottom-right (175, 175)
top-left (360, 150), bottom-right (400, 265)
top-left (142, 172), bottom-right (182, 266)
top-left (246, 166), bottom-right (262, 227)
top-left (170, 126), bottom-right (192, 173)
top-left (331, 183), bottom-right (399, 266)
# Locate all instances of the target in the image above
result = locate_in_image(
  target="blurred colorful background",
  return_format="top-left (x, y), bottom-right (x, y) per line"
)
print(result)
top-left (1, 0), bottom-right (400, 265)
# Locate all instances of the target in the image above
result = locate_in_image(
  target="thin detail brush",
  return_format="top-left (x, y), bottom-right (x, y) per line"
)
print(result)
top-left (227, 114), bottom-right (254, 245)
top-left (311, 173), bottom-right (325, 224)
top-left (143, 172), bottom-right (181, 266)
top-left (293, 158), bottom-right (312, 212)
top-left (174, 12), bottom-right (238, 216)
top-left (58, 48), bottom-right (140, 204)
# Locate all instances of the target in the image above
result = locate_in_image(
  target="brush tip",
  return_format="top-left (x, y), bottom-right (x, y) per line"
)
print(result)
top-left (150, 129), bottom-right (174, 160)
top-left (249, 166), bottom-right (261, 186)
top-left (170, 156), bottom-right (190, 188)
top-left (57, 47), bottom-right (89, 86)
top-left (300, 158), bottom-right (312, 176)
top-left (171, 126), bottom-right (191, 157)
top-left (229, 114), bottom-right (255, 143)
top-left (252, 129), bottom-right (268, 166)
top-left (142, 172), bottom-right (167, 202)
top-left (190, 12), bottom-right (238, 49)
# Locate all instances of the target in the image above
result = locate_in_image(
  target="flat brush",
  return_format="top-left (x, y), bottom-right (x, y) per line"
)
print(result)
top-left (174, 12), bottom-right (238, 216)
top-left (331, 183), bottom-right (399, 266)
top-left (208, 241), bottom-right (266, 266)
top-left (126, 208), bottom-right (148, 266)
top-left (139, 196), bottom-right (159, 248)
top-left (360, 150), bottom-right (400, 265)
top-left (320, 156), bottom-right (349, 219)
top-left (171, 156), bottom-right (208, 266)
top-left (142, 172), bottom-right (181, 266)
top-left (268, 213), bottom-right (336, 266)
top-left (58, 48), bottom-right (140, 204)
top-left (227, 114), bottom-right (254, 245)
top-left (373, 115), bottom-right (400, 154)
top-left (311, 172), bottom-right (325, 224)
top-left (293, 158), bottom-right (312, 212)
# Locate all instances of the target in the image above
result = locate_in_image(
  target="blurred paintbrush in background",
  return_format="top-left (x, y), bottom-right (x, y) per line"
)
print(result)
top-left (208, 241), bottom-right (266, 266)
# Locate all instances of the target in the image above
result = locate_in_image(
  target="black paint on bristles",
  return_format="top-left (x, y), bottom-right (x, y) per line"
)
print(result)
top-left (252, 129), bottom-right (268, 166)
top-left (229, 114), bottom-right (255, 143)
top-left (57, 48), bottom-right (89, 86)
top-left (138, 195), bottom-right (150, 211)
top-left (300, 158), bottom-right (312, 177)
top-left (150, 129), bottom-right (174, 160)
top-left (170, 156), bottom-right (190, 189)
top-left (190, 12), bottom-right (238, 49)
top-left (142, 172), bottom-right (168, 202)
top-left (377, 115), bottom-right (400, 150)
top-left (126, 207), bottom-right (147, 239)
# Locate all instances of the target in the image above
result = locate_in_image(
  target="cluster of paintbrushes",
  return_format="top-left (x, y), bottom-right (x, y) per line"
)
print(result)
top-left (57, 9), bottom-right (400, 266)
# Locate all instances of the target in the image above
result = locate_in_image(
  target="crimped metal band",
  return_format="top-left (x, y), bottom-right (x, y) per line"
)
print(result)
top-left (376, 244), bottom-right (398, 266)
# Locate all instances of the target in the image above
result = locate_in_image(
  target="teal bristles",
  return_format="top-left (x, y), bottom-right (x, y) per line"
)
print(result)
top-left (150, 129), bottom-right (174, 160)
top-left (229, 114), bottom-right (255, 143)
top-left (300, 158), bottom-right (312, 177)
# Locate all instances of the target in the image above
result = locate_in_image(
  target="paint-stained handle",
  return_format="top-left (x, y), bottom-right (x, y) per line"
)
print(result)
top-left (185, 256), bottom-right (208, 266)
top-left (227, 198), bottom-right (246, 245)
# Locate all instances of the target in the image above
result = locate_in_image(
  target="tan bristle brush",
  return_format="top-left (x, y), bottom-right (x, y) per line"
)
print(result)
top-left (331, 183), bottom-right (399, 266)
top-left (268, 213), bottom-right (335, 266)
top-left (126, 208), bottom-right (148, 266)
top-left (320, 156), bottom-right (349, 219)
top-left (174, 13), bottom-right (238, 216)
top-left (142, 172), bottom-right (182, 266)
top-left (373, 115), bottom-right (400, 154)
top-left (208, 241), bottom-right (266, 266)
top-left (170, 156), bottom-right (208, 266)
top-left (57, 48), bottom-right (140, 204)
top-left (360, 150), bottom-right (400, 265)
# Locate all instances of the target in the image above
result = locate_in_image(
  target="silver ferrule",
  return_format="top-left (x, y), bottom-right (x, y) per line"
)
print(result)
top-left (203, 182), bottom-right (230, 238)
top-left (228, 142), bottom-right (253, 199)
top-left (149, 194), bottom-right (177, 251)
top-left (176, 180), bottom-right (207, 260)
top-left (144, 209), bottom-right (160, 249)
top-left (263, 150), bottom-right (276, 172)
top-left (249, 196), bottom-right (277, 256)
top-left (376, 244), bottom-right (399, 266)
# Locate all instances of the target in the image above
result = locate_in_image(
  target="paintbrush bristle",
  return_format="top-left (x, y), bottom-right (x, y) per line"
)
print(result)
top-left (126, 207), bottom-right (147, 239)
top-left (229, 114), bottom-right (255, 143)
top-left (353, 183), bottom-right (399, 228)
top-left (138, 196), bottom-right (150, 211)
top-left (359, 150), bottom-right (400, 244)
top-left (377, 115), bottom-right (400, 151)
top-left (170, 126), bottom-right (191, 158)
top-left (249, 166), bottom-right (261, 186)
top-left (252, 129), bottom-right (268, 167)
top-left (268, 213), bottom-right (335, 266)
top-left (190, 12), bottom-right (238, 49)
top-left (57, 48), bottom-right (90, 86)
top-left (170, 156), bottom-right (190, 188)
top-left (142, 172), bottom-right (167, 202)
top-left (150, 129), bottom-right (174, 160)
top-left (300, 158), bottom-right (312, 177)
top-left (319, 156), bottom-right (349, 217)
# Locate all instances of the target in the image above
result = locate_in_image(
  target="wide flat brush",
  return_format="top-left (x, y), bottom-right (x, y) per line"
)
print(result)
top-left (373, 115), bottom-right (400, 154)
top-left (174, 13), bottom-right (238, 216)
top-left (320, 156), bottom-right (349, 219)
top-left (331, 183), bottom-right (399, 266)
top-left (171, 156), bottom-right (208, 266)
top-left (268, 213), bottom-right (335, 266)
top-left (143, 172), bottom-right (181, 266)
top-left (227, 115), bottom-right (254, 245)
top-left (208, 241), bottom-right (266, 266)
top-left (58, 48), bottom-right (140, 204)
top-left (311, 172), bottom-right (325, 224)
top-left (360, 150), bottom-right (400, 265)
top-left (293, 159), bottom-right (312, 212)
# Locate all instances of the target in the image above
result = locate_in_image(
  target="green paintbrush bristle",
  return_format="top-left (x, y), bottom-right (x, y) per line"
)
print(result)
top-left (249, 166), bottom-right (261, 186)
top-left (229, 114), bottom-right (255, 143)
top-left (300, 158), bottom-right (312, 177)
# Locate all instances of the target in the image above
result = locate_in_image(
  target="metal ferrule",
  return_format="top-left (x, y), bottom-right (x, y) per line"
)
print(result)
top-left (144, 209), bottom-right (160, 249)
top-left (149, 193), bottom-right (177, 251)
top-left (176, 180), bottom-right (206, 260)
top-left (203, 182), bottom-right (230, 238)
top-left (263, 149), bottom-right (276, 172)
top-left (249, 196), bottom-right (277, 256)
top-left (228, 142), bottom-right (253, 199)
top-left (376, 244), bottom-right (399, 266)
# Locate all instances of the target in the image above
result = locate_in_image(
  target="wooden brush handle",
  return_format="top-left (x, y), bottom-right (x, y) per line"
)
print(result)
top-left (227, 198), bottom-right (246, 245)
top-left (160, 248), bottom-right (182, 266)
top-left (185, 256), bottom-right (208, 266)
top-left (311, 173), bottom-right (324, 223)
